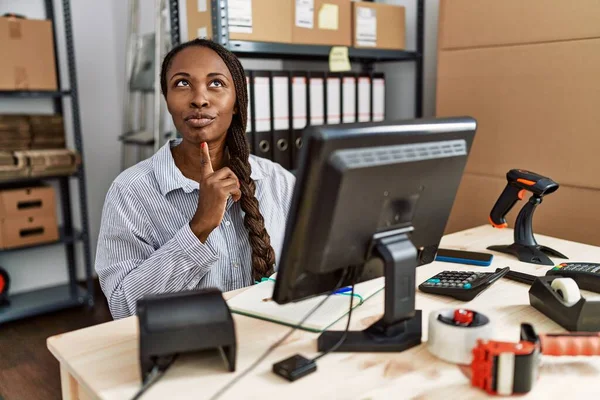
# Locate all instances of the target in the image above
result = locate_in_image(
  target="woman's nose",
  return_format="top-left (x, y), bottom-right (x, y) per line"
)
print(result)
top-left (190, 87), bottom-right (209, 108)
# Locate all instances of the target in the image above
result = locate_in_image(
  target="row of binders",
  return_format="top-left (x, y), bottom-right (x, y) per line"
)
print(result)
top-left (244, 71), bottom-right (386, 170)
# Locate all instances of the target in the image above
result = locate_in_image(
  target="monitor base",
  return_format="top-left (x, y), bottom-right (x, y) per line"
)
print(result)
top-left (317, 310), bottom-right (422, 353)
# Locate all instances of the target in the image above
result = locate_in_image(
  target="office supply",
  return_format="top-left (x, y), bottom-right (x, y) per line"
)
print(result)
top-left (272, 116), bottom-right (477, 354)
top-left (427, 308), bottom-right (493, 364)
top-left (271, 71), bottom-right (292, 169)
top-left (47, 225), bottom-right (600, 399)
top-left (341, 73), bottom-right (357, 123)
top-left (291, 72), bottom-right (308, 168)
top-left (227, 276), bottom-right (384, 332)
top-left (529, 275), bottom-right (600, 331)
top-left (546, 262), bottom-right (600, 293)
top-left (325, 73), bottom-right (341, 125)
top-left (419, 267), bottom-right (509, 301)
top-left (472, 323), bottom-right (600, 396)
top-left (0, 267), bottom-right (9, 305)
top-left (357, 74), bottom-right (371, 122)
top-left (435, 248), bottom-right (493, 267)
top-left (328, 46), bottom-right (351, 72)
top-left (488, 169), bottom-right (568, 265)
top-left (372, 72), bottom-right (385, 121)
top-left (251, 71), bottom-right (273, 160)
top-left (309, 72), bottom-right (326, 126)
top-left (137, 288), bottom-right (236, 384)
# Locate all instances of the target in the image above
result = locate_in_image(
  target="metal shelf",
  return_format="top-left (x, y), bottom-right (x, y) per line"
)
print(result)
top-left (0, 283), bottom-right (88, 325)
top-left (0, 90), bottom-right (71, 98)
top-left (0, 227), bottom-right (83, 254)
top-left (0, 172), bottom-right (80, 187)
top-left (227, 40), bottom-right (419, 62)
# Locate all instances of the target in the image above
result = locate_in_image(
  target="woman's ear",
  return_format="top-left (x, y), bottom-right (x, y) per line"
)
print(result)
top-left (233, 104), bottom-right (239, 115)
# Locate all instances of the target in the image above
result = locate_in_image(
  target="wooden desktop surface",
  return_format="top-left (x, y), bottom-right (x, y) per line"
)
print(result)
top-left (47, 226), bottom-right (600, 399)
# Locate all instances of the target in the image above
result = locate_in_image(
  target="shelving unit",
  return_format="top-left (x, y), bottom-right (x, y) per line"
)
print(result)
top-left (168, 0), bottom-right (425, 118)
top-left (0, 0), bottom-right (94, 325)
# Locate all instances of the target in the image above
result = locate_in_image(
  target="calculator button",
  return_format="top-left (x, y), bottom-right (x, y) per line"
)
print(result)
top-left (464, 283), bottom-right (472, 289)
top-left (428, 278), bottom-right (441, 283)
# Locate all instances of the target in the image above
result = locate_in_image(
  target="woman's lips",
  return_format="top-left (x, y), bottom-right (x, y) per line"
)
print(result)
top-left (185, 117), bottom-right (215, 128)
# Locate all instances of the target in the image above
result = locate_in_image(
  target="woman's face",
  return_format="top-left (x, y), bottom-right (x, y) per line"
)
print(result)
top-left (165, 46), bottom-right (237, 145)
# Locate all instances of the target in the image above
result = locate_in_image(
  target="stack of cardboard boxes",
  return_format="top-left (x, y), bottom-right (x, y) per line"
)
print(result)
top-left (437, 0), bottom-right (600, 245)
top-left (0, 186), bottom-right (59, 250)
top-left (184, 0), bottom-right (406, 50)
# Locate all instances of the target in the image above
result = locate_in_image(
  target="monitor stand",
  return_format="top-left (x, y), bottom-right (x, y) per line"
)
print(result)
top-left (317, 233), bottom-right (422, 353)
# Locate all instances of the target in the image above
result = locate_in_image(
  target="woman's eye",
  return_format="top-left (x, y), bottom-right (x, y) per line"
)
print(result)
top-left (209, 80), bottom-right (224, 88)
top-left (175, 80), bottom-right (189, 87)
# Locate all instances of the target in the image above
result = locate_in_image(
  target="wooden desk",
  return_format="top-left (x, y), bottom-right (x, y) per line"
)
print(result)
top-left (47, 226), bottom-right (600, 399)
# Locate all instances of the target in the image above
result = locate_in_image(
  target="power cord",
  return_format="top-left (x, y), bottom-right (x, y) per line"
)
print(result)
top-left (130, 354), bottom-right (178, 400)
top-left (208, 274), bottom-right (347, 400)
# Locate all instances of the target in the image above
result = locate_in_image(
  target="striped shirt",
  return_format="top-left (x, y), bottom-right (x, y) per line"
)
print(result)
top-left (95, 139), bottom-right (296, 319)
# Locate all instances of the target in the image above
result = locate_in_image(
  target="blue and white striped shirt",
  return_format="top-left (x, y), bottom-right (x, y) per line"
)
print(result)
top-left (95, 139), bottom-right (296, 319)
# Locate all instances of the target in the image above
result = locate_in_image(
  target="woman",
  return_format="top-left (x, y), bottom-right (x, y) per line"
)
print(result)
top-left (95, 39), bottom-right (295, 319)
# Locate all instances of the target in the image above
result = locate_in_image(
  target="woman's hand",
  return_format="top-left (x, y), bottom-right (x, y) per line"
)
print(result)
top-left (190, 142), bottom-right (241, 242)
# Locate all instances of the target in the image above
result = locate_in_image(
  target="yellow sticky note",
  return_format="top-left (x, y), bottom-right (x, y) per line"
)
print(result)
top-left (318, 4), bottom-right (339, 30)
top-left (329, 46), bottom-right (351, 72)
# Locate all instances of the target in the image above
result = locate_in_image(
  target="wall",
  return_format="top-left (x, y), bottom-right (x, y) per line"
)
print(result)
top-left (1, 0), bottom-right (441, 294)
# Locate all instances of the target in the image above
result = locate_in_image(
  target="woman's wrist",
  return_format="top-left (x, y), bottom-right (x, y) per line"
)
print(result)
top-left (189, 218), bottom-right (214, 243)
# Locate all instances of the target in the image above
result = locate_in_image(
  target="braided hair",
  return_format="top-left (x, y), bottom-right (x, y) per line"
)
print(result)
top-left (160, 38), bottom-right (275, 281)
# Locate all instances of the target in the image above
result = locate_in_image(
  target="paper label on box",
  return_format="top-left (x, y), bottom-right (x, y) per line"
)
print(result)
top-left (295, 0), bottom-right (314, 29)
top-left (197, 0), bottom-right (207, 12)
top-left (356, 7), bottom-right (377, 47)
top-left (318, 4), bottom-right (338, 30)
top-left (228, 0), bottom-right (253, 33)
top-left (197, 27), bottom-right (208, 39)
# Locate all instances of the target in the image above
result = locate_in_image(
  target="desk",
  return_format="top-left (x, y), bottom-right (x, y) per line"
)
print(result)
top-left (47, 226), bottom-right (600, 399)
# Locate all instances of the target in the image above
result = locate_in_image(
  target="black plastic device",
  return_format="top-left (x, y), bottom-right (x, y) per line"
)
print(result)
top-left (272, 355), bottom-right (317, 382)
top-left (435, 248), bottom-right (493, 267)
top-left (546, 263), bottom-right (600, 293)
top-left (418, 267), bottom-right (510, 301)
top-left (137, 288), bottom-right (236, 384)
top-left (272, 116), bottom-right (477, 354)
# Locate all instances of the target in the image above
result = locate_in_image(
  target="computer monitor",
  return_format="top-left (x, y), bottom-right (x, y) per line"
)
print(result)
top-left (272, 116), bottom-right (477, 353)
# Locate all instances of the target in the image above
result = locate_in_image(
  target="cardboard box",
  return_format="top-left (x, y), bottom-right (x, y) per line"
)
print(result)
top-left (439, 0), bottom-right (600, 50)
top-left (0, 152), bottom-right (28, 182)
top-left (186, 0), bottom-right (293, 44)
top-left (0, 17), bottom-right (58, 91)
top-left (0, 214), bottom-right (59, 249)
top-left (0, 187), bottom-right (57, 219)
top-left (436, 38), bottom-right (600, 190)
top-left (352, 2), bottom-right (405, 50)
top-left (13, 149), bottom-right (80, 178)
top-left (446, 173), bottom-right (600, 247)
top-left (292, 0), bottom-right (351, 46)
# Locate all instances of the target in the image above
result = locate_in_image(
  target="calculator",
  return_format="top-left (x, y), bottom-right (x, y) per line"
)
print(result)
top-left (418, 267), bottom-right (510, 301)
top-left (546, 263), bottom-right (600, 293)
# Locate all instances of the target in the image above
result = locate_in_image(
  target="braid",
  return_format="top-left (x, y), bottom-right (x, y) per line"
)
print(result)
top-left (161, 39), bottom-right (275, 281)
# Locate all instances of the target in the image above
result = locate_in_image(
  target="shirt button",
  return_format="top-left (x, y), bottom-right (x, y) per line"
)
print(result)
top-left (225, 221), bottom-right (231, 227)
top-left (233, 262), bottom-right (240, 268)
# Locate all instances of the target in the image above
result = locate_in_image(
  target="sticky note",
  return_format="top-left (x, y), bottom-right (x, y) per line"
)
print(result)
top-left (318, 4), bottom-right (339, 30)
top-left (329, 46), bottom-right (351, 72)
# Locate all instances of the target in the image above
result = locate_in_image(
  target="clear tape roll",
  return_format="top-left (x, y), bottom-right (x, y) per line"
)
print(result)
top-left (551, 278), bottom-right (581, 307)
top-left (427, 309), bottom-right (494, 365)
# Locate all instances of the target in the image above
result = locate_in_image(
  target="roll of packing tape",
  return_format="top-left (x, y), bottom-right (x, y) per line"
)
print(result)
top-left (551, 278), bottom-right (581, 307)
top-left (428, 308), bottom-right (494, 365)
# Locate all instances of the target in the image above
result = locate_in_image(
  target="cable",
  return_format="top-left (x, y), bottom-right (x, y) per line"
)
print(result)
top-left (310, 282), bottom-right (356, 362)
top-left (208, 274), bottom-right (347, 400)
top-left (130, 355), bottom-right (178, 400)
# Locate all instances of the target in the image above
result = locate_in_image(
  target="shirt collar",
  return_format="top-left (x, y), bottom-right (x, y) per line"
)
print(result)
top-left (153, 139), bottom-right (266, 196)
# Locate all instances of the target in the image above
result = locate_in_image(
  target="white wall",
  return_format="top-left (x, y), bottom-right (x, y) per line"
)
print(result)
top-left (1, 0), bottom-right (441, 295)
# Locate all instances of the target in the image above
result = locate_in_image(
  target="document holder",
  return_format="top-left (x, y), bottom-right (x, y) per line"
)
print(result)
top-left (137, 288), bottom-right (237, 383)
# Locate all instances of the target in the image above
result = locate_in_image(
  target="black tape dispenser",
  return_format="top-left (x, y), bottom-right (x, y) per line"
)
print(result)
top-left (487, 169), bottom-right (567, 265)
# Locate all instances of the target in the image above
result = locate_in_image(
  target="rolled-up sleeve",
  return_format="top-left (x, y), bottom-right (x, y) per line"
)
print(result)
top-left (95, 182), bottom-right (219, 319)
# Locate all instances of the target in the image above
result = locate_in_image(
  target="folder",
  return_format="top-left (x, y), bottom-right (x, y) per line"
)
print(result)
top-left (373, 72), bottom-right (386, 122)
top-left (308, 72), bottom-right (325, 126)
top-left (245, 72), bottom-right (254, 153)
top-left (342, 73), bottom-right (357, 123)
top-left (358, 74), bottom-right (372, 122)
top-left (291, 72), bottom-right (308, 169)
top-left (325, 73), bottom-right (341, 125)
top-left (252, 71), bottom-right (272, 160)
top-left (271, 71), bottom-right (292, 170)
top-left (227, 274), bottom-right (385, 332)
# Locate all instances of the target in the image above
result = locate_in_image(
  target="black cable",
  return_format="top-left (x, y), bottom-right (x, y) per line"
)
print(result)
top-left (131, 354), bottom-right (178, 400)
top-left (208, 274), bottom-right (348, 400)
top-left (310, 282), bottom-right (356, 362)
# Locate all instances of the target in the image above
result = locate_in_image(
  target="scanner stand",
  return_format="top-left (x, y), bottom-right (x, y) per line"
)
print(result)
top-left (488, 195), bottom-right (567, 266)
top-left (317, 233), bottom-right (422, 353)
